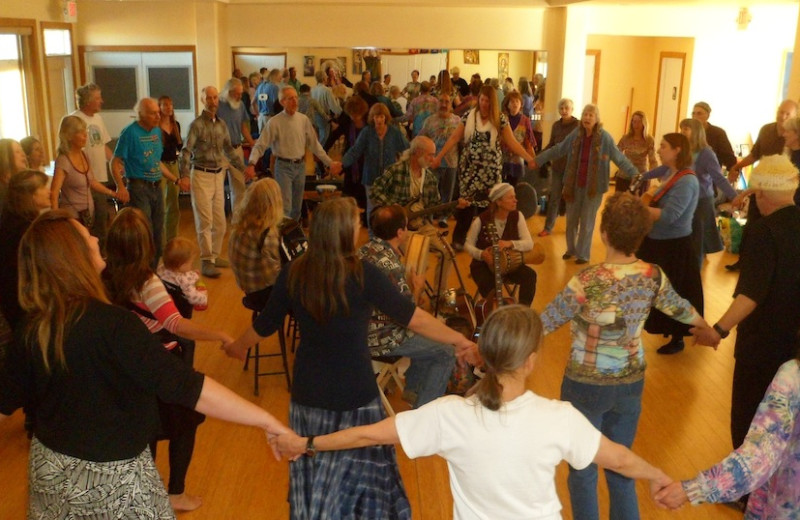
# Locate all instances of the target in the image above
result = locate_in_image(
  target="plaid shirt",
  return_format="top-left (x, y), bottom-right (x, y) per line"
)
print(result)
top-left (357, 238), bottom-right (414, 353)
top-left (180, 110), bottom-right (246, 177)
top-left (228, 227), bottom-right (281, 295)
top-left (369, 158), bottom-right (441, 209)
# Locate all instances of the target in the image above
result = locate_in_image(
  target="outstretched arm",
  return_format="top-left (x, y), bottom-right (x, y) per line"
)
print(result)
top-left (274, 417), bottom-right (399, 460)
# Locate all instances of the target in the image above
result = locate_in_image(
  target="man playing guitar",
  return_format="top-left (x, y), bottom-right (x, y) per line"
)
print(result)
top-left (371, 136), bottom-right (469, 301)
top-left (465, 183), bottom-right (538, 307)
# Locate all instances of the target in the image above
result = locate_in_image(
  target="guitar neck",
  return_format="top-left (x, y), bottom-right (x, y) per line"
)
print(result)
top-left (488, 222), bottom-right (503, 304)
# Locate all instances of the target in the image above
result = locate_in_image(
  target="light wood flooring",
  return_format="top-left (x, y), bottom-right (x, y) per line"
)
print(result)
top-left (0, 197), bottom-right (745, 520)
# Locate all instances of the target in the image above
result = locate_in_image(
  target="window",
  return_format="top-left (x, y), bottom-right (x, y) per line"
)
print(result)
top-left (43, 28), bottom-right (71, 57)
top-left (0, 33), bottom-right (30, 140)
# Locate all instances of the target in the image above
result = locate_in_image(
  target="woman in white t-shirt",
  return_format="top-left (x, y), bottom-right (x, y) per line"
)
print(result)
top-left (274, 305), bottom-right (672, 519)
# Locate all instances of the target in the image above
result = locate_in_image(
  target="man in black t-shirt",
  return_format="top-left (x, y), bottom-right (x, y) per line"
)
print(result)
top-left (693, 155), bottom-right (800, 449)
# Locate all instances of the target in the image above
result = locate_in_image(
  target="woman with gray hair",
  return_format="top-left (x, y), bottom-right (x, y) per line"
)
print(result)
top-left (51, 115), bottom-right (118, 233)
top-left (533, 104), bottom-right (638, 263)
top-left (539, 98), bottom-right (579, 237)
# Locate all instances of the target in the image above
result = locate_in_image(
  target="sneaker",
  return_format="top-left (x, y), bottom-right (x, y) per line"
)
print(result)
top-left (575, 258), bottom-right (589, 265)
top-left (201, 260), bottom-right (221, 278)
top-left (657, 338), bottom-right (685, 355)
top-left (538, 230), bottom-right (551, 237)
top-left (562, 253), bottom-right (573, 260)
top-left (214, 258), bottom-right (230, 268)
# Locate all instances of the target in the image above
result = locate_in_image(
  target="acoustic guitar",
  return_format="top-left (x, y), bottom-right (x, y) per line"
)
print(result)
top-left (474, 222), bottom-right (516, 330)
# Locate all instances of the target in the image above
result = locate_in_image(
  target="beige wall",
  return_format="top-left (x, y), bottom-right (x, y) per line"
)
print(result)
top-left (586, 34), bottom-right (694, 141)
top-left (447, 50), bottom-right (534, 86)
top-left (577, 2), bottom-right (798, 150)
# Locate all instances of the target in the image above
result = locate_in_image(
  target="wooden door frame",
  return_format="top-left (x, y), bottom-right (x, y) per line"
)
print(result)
top-left (653, 51), bottom-right (686, 137)
top-left (585, 49), bottom-right (600, 104)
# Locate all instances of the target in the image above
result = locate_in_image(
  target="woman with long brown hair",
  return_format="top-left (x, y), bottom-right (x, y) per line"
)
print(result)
top-left (158, 95), bottom-right (183, 244)
top-left (104, 207), bottom-right (233, 512)
top-left (0, 210), bottom-right (289, 519)
top-left (637, 133), bottom-right (702, 355)
top-left (433, 85), bottom-right (537, 249)
top-left (225, 197), bottom-right (476, 519)
top-left (0, 170), bottom-right (51, 328)
top-left (272, 305), bottom-right (671, 519)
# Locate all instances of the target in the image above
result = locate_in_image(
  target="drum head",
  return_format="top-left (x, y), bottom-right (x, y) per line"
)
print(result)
top-left (515, 182), bottom-right (538, 219)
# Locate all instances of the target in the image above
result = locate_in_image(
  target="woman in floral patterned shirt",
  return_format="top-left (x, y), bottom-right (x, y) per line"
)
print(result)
top-left (540, 193), bottom-right (710, 520)
top-left (656, 356), bottom-right (800, 519)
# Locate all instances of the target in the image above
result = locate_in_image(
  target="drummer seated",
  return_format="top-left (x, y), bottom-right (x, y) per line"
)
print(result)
top-left (465, 183), bottom-right (537, 307)
top-left (357, 205), bottom-right (456, 408)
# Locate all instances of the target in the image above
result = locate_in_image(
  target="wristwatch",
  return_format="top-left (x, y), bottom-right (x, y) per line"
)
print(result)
top-left (713, 323), bottom-right (730, 339)
top-left (305, 435), bottom-right (316, 457)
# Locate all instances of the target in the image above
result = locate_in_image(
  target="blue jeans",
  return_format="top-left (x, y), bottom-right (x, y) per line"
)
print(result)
top-left (561, 377), bottom-right (644, 520)
top-left (128, 179), bottom-right (164, 267)
top-left (544, 169), bottom-right (565, 232)
top-left (565, 187), bottom-right (603, 261)
top-left (389, 334), bottom-right (455, 408)
top-left (274, 160), bottom-right (306, 221)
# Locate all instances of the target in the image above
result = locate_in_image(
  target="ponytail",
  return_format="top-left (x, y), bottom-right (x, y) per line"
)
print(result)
top-left (473, 305), bottom-right (543, 411)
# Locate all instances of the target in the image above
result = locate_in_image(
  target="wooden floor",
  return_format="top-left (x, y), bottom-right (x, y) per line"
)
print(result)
top-left (0, 197), bottom-right (745, 520)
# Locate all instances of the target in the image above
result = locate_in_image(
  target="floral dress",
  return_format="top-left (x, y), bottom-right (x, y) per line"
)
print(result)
top-left (458, 110), bottom-right (507, 209)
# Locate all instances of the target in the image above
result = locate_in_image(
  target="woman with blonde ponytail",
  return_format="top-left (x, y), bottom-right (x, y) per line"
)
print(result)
top-left (274, 305), bottom-right (672, 519)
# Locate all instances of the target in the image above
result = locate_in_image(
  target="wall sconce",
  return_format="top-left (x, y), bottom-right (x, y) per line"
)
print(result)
top-left (737, 7), bottom-right (752, 31)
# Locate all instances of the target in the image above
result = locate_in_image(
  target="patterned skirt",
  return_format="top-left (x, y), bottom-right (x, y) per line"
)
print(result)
top-left (28, 438), bottom-right (174, 520)
top-left (289, 397), bottom-right (411, 520)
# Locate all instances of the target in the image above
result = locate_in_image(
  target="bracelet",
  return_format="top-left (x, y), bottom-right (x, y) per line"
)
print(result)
top-left (713, 323), bottom-right (729, 339)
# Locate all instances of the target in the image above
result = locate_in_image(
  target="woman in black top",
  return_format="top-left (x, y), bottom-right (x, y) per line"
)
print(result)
top-left (0, 210), bottom-right (289, 520)
top-left (159, 95), bottom-right (183, 244)
top-left (225, 197), bottom-right (477, 519)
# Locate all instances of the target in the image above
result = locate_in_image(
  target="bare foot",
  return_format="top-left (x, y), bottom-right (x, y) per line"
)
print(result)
top-left (169, 493), bottom-right (203, 512)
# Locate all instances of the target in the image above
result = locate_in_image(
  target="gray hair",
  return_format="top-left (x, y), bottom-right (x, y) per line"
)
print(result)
top-left (75, 83), bottom-right (101, 109)
top-left (222, 77), bottom-right (243, 99)
top-left (558, 98), bottom-right (574, 110)
top-left (134, 97), bottom-right (158, 117)
top-left (278, 86), bottom-right (296, 102)
top-left (315, 70), bottom-right (326, 83)
top-left (399, 135), bottom-right (434, 162)
top-left (582, 103), bottom-right (600, 122)
top-left (784, 116), bottom-right (800, 136)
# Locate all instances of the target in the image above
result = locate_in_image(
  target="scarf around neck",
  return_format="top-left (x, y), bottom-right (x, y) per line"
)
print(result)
top-left (563, 123), bottom-right (604, 200)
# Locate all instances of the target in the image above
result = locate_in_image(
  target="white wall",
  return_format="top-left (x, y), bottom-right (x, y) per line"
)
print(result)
top-left (571, 2), bottom-right (798, 149)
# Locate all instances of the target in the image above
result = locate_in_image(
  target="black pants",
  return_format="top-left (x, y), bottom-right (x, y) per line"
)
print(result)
top-left (453, 206), bottom-right (479, 246)
top-left (470, 262), bottom-right (537, 306)
top-left (730, 353), bottom-right (787, 449)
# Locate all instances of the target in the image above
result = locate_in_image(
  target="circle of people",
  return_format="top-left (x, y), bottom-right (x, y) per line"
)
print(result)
top-left (1, 63), bottom-right (799, 519)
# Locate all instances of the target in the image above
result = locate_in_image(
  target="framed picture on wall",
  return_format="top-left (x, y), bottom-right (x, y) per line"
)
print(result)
top-left (303, 56), bottom-right (314, 77)
top-left (353, 49), bottom-right (363, 75)
top-left (498, 53), bottom-right (509, 81)
top-left (463, 50), bottom-right (479, 65)
top-left (320, 57), bottom-right (346, 77)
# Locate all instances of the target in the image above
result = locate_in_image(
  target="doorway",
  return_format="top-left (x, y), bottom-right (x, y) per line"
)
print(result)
top-left (583, 50), bottom-right (600, 106)
top-left (653, 52), bottom-right (685, 141)
top-left (81, 47), bottom-right (196, 137)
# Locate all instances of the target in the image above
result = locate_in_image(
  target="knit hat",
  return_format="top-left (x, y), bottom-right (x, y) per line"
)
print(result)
top-left (749, 154), bottom-right (799, 192)
top-left (489, 183), bottom-right (514, 202)
top-left (693, 101), bottom-right (712, 114)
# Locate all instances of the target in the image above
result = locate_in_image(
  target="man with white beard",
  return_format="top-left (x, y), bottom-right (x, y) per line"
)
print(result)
top-left (217, 77), bottom-right (256, 211)
top-left (370, 136), bottom-right (468, 299)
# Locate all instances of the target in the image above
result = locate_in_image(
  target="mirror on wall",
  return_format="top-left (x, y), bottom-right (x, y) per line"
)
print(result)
top-left (232, 47), bottom-right (546, 91)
